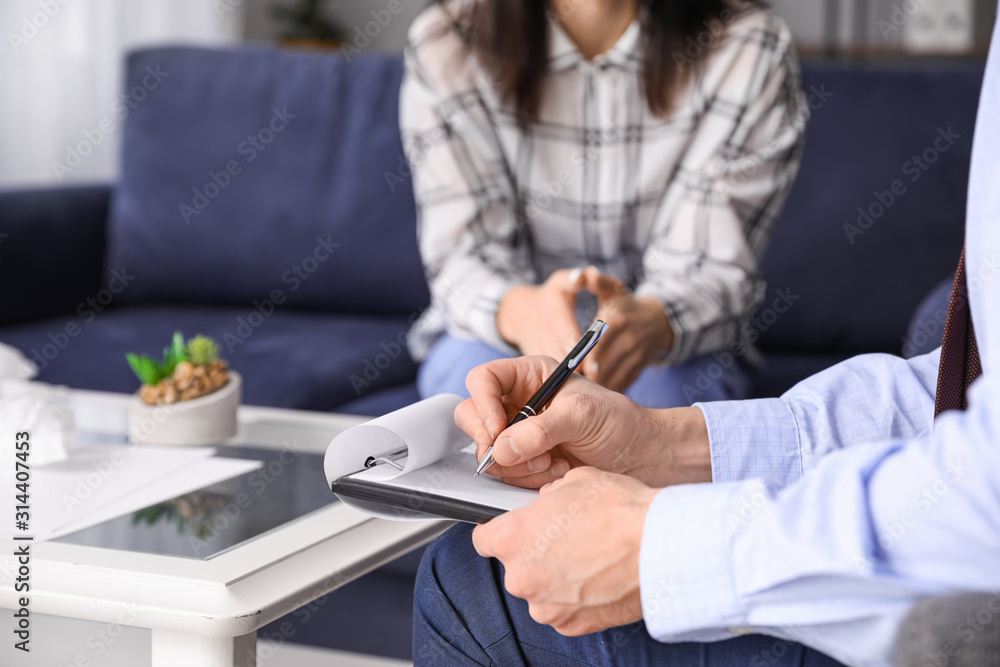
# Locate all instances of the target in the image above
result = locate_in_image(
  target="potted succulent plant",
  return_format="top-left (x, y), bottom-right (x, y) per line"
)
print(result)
top-left (126, 332), bottom-right (241, 446)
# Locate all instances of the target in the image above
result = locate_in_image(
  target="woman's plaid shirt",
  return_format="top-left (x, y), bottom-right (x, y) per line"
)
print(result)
top-left (401, 2), bottom-right (807, 364)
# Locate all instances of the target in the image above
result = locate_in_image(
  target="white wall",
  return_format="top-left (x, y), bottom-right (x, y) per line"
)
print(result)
top-left (0, 0), bottom-right (243, 188)
top-left (770, 0), bottom-right (828, 45)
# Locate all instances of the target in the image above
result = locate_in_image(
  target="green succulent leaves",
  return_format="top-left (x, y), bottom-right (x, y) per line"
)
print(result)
top-left (186, 335), bottom-right (221, 366)
top-left (126, 331), bottom-right (222, 386)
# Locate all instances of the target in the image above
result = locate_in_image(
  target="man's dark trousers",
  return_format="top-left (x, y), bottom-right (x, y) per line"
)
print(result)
top-left (413, 524), bottom-right (847, 666)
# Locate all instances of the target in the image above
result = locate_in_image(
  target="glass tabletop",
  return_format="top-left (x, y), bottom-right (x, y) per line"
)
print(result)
top-left (53, 439), bottom-right (338, 560)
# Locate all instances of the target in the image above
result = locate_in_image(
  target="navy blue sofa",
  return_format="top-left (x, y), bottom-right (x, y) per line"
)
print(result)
top-left (0, 47), bottom-right (983, 658)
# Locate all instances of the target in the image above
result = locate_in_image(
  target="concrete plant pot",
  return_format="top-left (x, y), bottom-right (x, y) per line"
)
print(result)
top-left (128, 371), bottom-right (241, 446)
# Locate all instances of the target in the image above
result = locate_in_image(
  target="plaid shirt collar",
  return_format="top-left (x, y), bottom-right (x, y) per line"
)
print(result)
top-left (547, 17), bottom-right (642, 74)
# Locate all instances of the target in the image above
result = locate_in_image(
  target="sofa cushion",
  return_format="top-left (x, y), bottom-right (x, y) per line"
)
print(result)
top-left (751, 351), bottom-right (855, 399)
top-left (0, 186), bottom-right (111, 327)
top-left (0, 305), bottom-right (417, 411)
top-left (757, 63), bottom-right (982, 357)
top-left (904, 274), bottom-right (953, 359)
top-left (105, 48), bottom-right (428, 317)
top-left (337, 382), bottom-right (421, 416)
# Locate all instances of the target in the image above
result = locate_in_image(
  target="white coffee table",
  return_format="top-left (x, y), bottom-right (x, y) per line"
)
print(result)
top-left (0, 387), bottom-right (450, 667)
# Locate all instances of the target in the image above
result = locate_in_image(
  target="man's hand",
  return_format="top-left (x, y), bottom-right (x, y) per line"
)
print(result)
top-left (456, 356), bottom-right (711, 488)
top-left (581, 269), bottom-right (674, 391)
top-left (472, 467), bottom-right (656, 636)
top-left (496, 269), bottom-right (586, 361)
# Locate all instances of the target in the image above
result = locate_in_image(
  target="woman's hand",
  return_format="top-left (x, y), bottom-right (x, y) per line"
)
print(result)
top-left (496, 269), bottom-right (586, 361)
top-left (456, 356), bottom-right (711, 489)
top-left (581, 269), bottom-right (674, 391)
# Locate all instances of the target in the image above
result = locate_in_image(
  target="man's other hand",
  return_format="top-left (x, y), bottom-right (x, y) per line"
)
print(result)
top-left (472, 467), bottom-right (656, 636)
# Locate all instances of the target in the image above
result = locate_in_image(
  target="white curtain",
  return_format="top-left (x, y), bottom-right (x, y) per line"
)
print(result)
top-left (0, 1), bottom-right (245, 188)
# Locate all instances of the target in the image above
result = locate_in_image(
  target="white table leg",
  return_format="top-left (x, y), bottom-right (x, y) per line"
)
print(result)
top-left (152, 629), bottom-right (257, 667)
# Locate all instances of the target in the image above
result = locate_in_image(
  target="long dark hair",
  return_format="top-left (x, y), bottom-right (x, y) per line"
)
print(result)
top-left (438, 0), bottom-right (764, 120)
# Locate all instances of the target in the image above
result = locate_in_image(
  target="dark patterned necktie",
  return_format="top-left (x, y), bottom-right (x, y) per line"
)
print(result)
top-left (934, 248), bottom-right (984, 417)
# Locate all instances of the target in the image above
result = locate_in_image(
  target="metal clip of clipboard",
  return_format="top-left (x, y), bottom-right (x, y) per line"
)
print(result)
top-left (363, 446), bottom-right (407, 472)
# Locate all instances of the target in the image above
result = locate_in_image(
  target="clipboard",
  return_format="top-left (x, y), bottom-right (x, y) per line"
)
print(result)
top-left (323, 394), bottom-right (537, 524)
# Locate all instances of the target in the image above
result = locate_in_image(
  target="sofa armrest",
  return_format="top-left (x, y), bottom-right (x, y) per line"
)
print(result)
top-left (895, 593), bottom-right (1000, 666)
top-left (0, 185), bottom-right (112, 327)
top-left (903, 274), bottom-right (954, 359)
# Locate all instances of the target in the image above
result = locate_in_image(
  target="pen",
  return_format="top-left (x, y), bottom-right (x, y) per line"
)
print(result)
top-left (474, 319), bottom-right (609, 478)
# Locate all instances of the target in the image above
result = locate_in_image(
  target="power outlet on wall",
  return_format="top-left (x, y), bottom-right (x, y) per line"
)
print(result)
top-left (903, 0), bottom-right (974, 52)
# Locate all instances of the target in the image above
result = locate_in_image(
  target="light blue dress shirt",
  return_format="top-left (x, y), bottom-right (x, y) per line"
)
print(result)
top-left (638, 21), bottom-right (1000, 667)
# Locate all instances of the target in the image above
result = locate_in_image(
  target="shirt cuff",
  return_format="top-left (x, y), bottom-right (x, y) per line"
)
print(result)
top-left (696, 398), bottom-right (804, 487)
top-left (632, 285), bottom-right (688, 366)
top-left (639, 482), bottom-right (746, 642)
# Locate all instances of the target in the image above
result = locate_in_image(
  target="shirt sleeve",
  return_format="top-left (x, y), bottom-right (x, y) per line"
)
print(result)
top-left (400, 9), bottom-right (534, 353)
top-left (634, 12), bottom-right (807, 365)
top-left (640, 371), bottom-right (1000, 667)
top-left (698, 348), bottom-right (940, 486)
